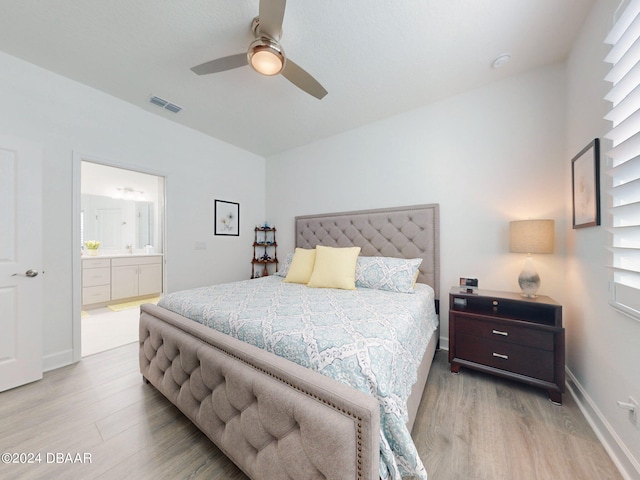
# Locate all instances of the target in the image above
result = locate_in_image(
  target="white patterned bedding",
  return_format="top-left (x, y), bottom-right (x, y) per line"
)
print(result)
top-left (158, 275), bottom-right (438, 480)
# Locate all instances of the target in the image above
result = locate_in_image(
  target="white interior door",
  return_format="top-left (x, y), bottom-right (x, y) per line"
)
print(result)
top-left (0, 136), bottom-right (43, 392)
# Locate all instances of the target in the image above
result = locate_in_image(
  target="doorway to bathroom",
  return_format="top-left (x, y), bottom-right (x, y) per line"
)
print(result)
top-left (78, 160), bottom-right (166, 357)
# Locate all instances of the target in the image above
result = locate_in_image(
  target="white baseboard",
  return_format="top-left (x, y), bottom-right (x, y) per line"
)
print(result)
top-left (43, 349), bottom-right (74, 372)
top-left (565, 367), bottom-right (640, 480)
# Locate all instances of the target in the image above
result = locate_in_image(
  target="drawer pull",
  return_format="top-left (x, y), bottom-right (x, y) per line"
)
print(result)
top-left (492, 352), bottom-right (508, 360)
top-left (492, 329), bottom-right (508, 336)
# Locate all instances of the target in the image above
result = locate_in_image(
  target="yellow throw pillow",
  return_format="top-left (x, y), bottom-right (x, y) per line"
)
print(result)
top-left (284, 248), bottom-right (316, 284)
top-left (307, 245), bottom-right (361, 290)
top-left (412, 268), bottom-right (420, 288)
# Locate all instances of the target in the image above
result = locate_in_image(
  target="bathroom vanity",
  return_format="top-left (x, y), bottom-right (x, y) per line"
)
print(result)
top-left (82, 254), bottom-right (162, 307)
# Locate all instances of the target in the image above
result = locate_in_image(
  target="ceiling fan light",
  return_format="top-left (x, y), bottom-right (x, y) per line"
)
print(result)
top-left (248, 38), bottom-right (285, 76)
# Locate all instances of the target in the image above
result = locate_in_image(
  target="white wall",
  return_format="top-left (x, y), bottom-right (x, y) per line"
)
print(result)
top-left (0, 52), bottom-right (265, 370)
top-left (566, 0), bottom-right (640, 477)
top-left (266, 64), bottom-right (568, 346)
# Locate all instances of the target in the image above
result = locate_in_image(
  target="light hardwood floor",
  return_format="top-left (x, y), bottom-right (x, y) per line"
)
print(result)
top-left (413, 352), bottom-right (623, 480)
top-left (0, 345), bottom-right (623, 480)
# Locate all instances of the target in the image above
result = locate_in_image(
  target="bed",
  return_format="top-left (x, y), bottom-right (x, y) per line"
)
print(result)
top-left (139, 204), bottom-right (440, 480)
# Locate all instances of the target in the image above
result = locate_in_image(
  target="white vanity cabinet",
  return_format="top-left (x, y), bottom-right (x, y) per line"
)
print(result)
top-left (82, 258), bottom-right (111, 305)
top-left (82, 255), bottom-right (163, 307)
top-left (111, 255), bottom-right (162, 300)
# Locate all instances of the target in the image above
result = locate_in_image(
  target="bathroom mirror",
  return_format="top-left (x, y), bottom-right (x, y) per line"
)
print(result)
top-left (81, 194), bottom-right (155, 250)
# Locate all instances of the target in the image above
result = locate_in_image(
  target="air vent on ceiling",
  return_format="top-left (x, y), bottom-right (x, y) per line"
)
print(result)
top-left (149, 95), bottom-right (182, 113)
top-left (164, 103), bottom-right (182, 113)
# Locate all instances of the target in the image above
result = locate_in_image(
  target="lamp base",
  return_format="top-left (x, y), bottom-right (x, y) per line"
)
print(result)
top-left (518, 255), bottom-right (540, 298)
top-left (519, 291), bottom-right (539, 299)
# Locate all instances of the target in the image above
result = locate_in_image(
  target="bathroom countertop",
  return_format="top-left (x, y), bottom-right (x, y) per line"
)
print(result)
top-left (81, 252), bottom-right (163, 259)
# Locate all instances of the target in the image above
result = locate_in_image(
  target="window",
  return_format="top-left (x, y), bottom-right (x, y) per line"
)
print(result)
top-left (604, 0), bottom-right (640, 320)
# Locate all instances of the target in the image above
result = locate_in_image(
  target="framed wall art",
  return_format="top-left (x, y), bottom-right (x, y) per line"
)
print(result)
top-left (214, 199), bottom-right (239, 236)
top-left (572, 138), bottom-right (600, 229)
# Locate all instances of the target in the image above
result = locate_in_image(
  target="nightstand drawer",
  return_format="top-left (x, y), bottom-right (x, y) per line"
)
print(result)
top-left (457, 333), bottom-right (555, 382)
top-left (456, 315), bottom-right (554, 351)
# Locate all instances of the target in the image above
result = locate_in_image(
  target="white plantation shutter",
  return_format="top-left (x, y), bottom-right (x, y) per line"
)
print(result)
top-left (604, 0), bottom-right (640, 320)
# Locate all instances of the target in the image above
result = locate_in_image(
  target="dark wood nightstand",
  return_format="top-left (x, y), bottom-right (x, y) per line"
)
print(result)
top-left (448, 287), bottom-right (565, 404)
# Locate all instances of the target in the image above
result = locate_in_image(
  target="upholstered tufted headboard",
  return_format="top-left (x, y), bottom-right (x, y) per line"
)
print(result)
top-left (295, 204), bottom-right (440, 300)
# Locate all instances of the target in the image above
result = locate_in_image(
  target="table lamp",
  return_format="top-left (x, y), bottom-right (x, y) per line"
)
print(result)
top-left (509, 219), bottom-right (554, 297)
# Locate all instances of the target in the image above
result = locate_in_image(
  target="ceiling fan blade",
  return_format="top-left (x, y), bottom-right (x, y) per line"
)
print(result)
top-left (191, 53), bottom-right (247, 75)
top-left (281, 59), bottom-right (328, 99)
top-left (258, 0), bottom-right (286, 40)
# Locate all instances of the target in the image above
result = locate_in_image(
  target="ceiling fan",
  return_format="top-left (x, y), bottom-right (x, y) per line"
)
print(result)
top-left (191, 0), bottom-right (327, 100)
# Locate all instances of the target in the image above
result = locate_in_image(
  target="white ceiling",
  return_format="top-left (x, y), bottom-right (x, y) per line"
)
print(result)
top-left (0, 0), bottom-right (595, 157)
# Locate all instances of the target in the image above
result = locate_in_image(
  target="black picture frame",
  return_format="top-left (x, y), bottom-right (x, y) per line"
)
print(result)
top-left (214, 199), bottom-right (239, 236)
top-left (572, 138), bottom-right (600, 229)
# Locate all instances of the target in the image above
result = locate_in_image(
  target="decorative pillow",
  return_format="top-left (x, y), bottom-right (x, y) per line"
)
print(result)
top-left (355, 256), bottom-right (423, 293)
top-left (274, 252), bottom-right (294, 277)
top-left (307, 246), bottom-right (361, 290)
top-left (283, 248), bottom-right (316, 284)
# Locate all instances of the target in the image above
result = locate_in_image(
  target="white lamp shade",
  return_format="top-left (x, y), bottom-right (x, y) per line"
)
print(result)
top-left (509, 219), bottom-right (554, 254)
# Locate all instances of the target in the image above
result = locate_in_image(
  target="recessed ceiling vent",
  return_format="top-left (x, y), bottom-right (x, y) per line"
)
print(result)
top-left (149, 95), bottom-right (182, 113)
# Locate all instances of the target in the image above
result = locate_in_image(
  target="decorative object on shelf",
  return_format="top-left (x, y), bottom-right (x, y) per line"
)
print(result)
top-left (214, 199), bottom-right (239, 236)
top-left (509, 219), bottom-right (554, 298)
top-left (84, 240), bottom-right (101, 256)
top-left (571, 138), bottom-right (600, 229)
top-left (252, 225), bottom-right (277, 278)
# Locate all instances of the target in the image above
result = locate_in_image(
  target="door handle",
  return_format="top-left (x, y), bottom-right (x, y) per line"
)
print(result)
top-left (12, 269), bottom-right (39, 278)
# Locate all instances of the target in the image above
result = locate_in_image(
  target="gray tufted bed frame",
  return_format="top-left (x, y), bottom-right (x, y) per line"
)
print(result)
top-left (139, 204), bottom-right (440, 480)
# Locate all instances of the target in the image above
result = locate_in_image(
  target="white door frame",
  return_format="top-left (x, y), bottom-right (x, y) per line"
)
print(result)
top-left (71, 152), bottom-right (167, 362)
